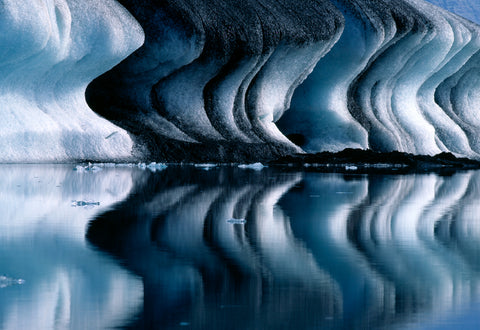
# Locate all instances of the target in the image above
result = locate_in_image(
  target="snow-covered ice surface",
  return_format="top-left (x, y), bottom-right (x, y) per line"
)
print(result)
top-left (0, 0), bottom-right (143, 163)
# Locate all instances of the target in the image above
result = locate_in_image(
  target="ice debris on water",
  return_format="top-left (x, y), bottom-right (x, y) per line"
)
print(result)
top-left (0, 275), bottom-right (25, 288)
top-left (195, 163), bottom-right (217, 170)
top-left (146, 162), bottom-right (168, 172)
top-left (73, 162), bottom-right (167, 172)
top-left (73, 163), bottom-right (102, 172)
top-left (71, 200), bottom-right (100, 208)
top-left (227, 218), bottom-right (247, 224)
top-left (238, 162), bottom-right (266, 170)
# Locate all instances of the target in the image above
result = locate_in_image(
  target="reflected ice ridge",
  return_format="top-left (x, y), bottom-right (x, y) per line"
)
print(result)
top-left (0, 165), bottom-right (143, 330)
top-left (1, 166), bottom-right (480, 329)
top-left (85, 167), bottom-right (480, 329)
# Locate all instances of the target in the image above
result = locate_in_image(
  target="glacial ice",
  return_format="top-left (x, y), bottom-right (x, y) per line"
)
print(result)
top-left (82, 0), bottom-right (480, 161)
top-left (238, 163), bottom-right (266, 170)
top-left (5, 0), bottom-right (480, 162)
top-left (0, 0), bottom-right (143, 163)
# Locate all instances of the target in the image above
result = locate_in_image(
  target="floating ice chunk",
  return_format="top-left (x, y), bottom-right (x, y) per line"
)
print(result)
top-left (238, 163), bottom-right (266, 170)
top-left (146, 162), bottom-right (168, 172)
top-left (73, 164), bottom-right (102, 173)
top-left (194, 164), bottom-right (217, 170)
top-left (115, 163), bottom-right (135, 168)
top-left (71, 200), bottom-right (100, 208)
top-left (0, 275), bottom-right (25, 288)
top-left (73, 165), bottom-right (85, 172)
top-left (226, 218), bottom-right (247, 224)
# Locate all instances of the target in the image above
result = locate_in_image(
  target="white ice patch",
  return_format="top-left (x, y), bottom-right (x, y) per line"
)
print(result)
top-left (238, 163), bottom-right (266, 170)
top-left (0, 0), bottom-right (144, 163)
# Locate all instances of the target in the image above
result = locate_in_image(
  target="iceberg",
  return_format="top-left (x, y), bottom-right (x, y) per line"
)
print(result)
top-left (4, 0), bottom-right (480, 162)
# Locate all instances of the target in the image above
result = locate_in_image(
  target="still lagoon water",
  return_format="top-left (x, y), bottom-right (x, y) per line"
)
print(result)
top-left (0, 164), bottom-right (479, 329)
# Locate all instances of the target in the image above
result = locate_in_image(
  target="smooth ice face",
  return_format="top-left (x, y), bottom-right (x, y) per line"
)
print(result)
top-left (0, 0), bottom-right (144, 163)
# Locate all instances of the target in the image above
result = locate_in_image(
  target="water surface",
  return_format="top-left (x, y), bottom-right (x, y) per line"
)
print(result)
top-left (1, 165), bottom-right (479, 329)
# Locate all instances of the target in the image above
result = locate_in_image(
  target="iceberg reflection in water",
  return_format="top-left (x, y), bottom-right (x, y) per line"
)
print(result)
top-left (0, 165), bottom-right (143, 329)
top-left (1, 166), bottom-right (480, 329)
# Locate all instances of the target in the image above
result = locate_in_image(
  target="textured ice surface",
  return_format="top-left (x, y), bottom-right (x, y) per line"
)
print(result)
top-left (82, 0), bottom-right (480, 161)
top-left (0, 0), bottom-right (143, 162)
top-left (5, 0), bottom-right (480, 162)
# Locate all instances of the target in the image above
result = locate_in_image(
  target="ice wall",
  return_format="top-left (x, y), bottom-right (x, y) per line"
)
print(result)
top-left (86, 0), bottom-right (344, 162)
top-left (279, 0), bottom-right (480, 157)
top-left (85, 0), bottom-right (480, 161)
top-left (0, 0), bottom-right (143, 162)
top-left (3, 0), bottom-right (480, 162)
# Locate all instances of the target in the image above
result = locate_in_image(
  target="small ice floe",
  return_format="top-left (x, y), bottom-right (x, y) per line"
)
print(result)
top-left (71, 200), bottom-right (100, 208)
top-left (345, 165), bottom-right (358, 171)
top-left (146, 162), bottom-right (168, 172)
top-left (0, 275), bottom-right (25, 289)
top-left (194, 163), bottom-right (217, 170)
top-left (115, 163), bottom-right (135, 168)
top-left (73, 163), bottom-right (102, 172)
top-left (226, 218), bottom-right (247, 224)
top-left (238, 162), bottom-right (265, 171)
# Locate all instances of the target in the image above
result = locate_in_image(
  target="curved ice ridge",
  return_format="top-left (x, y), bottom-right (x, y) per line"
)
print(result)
top-left (0, 0), bottom-right (143, 162)
top-left (84, 0), bottom-right (480, 161)
top-left (280, 0), bottom-right (480, 158)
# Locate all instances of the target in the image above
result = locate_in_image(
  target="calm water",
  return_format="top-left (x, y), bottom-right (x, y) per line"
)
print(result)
top-left (0, 165), bottom-right (479, 329)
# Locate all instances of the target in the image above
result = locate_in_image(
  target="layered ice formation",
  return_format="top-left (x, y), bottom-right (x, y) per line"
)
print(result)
top-left (87, 0), bottom-right (344, 161)
top-left (4, 0), bottom-right (480, 162)
top-left (0, 0), bottom-right (143, 162)
top-left (84, 0), bottom-right (480, 161)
